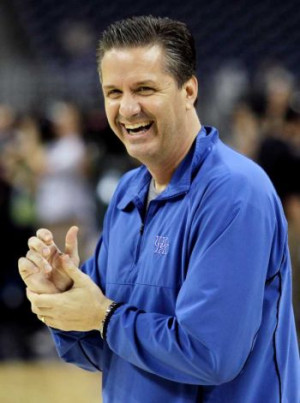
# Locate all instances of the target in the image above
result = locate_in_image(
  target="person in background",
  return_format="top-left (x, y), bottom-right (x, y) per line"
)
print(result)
top-left (18, 16), bottom-right (300, 402)
top-left (228, 99), bottom-right (261, 160)
top-left (255, 63), bottom-right (295, 138)
top-left (257, 105), bottom-right (300, 341)
top-left (0, 109), bottom-right (45, 359)
top-left (34, 101), bottom-right (98, 260)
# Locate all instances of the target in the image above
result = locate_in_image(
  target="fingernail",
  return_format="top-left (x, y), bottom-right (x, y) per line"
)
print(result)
top-left (45, 264), bottom-right (52, 273)
top-left (43, 248), bottom-right (50, 257)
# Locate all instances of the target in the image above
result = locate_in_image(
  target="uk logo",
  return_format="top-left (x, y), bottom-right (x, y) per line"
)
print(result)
top-left (154, 236), bottom-right (169, 255)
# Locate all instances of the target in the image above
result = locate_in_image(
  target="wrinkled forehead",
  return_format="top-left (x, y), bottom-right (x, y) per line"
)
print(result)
top-left (99, 44), bottom-right (169, 82)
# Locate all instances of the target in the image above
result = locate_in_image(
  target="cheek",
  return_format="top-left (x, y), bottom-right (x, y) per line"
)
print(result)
top-left (143, 99), bottom-right (165, 127)
top-left (105, 103), bottom-right (119, 130)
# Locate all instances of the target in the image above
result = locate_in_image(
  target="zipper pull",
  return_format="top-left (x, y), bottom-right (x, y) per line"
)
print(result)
top-left (140, 223), bottom-right (144, 235)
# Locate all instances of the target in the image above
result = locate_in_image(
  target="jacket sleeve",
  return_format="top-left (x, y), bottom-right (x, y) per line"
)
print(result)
top-left (105, 174), bottom-right (280, 385)
top-left (49, 236), bottom-right (107, 372)
top-left (49, 329), bottom-right (103, 372)
top-left (48, 172), bottom-right (134, 371)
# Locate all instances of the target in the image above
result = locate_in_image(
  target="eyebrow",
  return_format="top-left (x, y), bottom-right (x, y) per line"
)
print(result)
top-left (134, 80), bottom-right (157, 86)
top-left (102, 80), bottom-right (157, 90)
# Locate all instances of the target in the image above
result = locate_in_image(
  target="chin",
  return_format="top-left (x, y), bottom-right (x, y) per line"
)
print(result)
top-left (125, 147), bottom-right (156, 164)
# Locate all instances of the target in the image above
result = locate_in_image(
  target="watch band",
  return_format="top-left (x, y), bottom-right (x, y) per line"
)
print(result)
top-left (99, 301), bottom-right (123, 340)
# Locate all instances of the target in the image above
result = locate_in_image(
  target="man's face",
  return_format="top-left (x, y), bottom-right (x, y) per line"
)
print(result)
top-left (100, 45), bottom-right (195, 166)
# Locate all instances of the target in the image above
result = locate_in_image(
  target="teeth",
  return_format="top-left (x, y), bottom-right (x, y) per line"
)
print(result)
top-left (124, 121), bottom-right (151, 130)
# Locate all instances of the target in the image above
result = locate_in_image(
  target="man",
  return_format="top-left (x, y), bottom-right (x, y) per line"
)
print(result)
top-left (19, 16), bottom-right (300, 402)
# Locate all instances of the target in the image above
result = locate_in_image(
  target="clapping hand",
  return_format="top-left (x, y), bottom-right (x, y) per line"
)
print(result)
top-left (19, 226), bottom-right (112, 331)
top-left (18, 226), bottom-right (80, 294)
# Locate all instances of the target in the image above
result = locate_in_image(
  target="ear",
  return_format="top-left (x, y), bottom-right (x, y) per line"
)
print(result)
top-left (184, 76), bottom-right (198, 110)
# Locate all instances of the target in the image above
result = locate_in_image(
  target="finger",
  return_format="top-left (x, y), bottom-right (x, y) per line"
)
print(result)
top-left (37, 314), bottom-right (53, 325)
top-left (26, 288), bottom-right (56, 308)
top-left (36, 228), bottom-right (58, 248)
top-left (65, 226), bottom-right (79, 263)
top-left (26, 250), bottom-right (52, 274)
top-left (36, 228), bottom-right (63, 255)
top-left (18, 257), bottom-right (39, 278)
top-left (61, 254), bottom-right (85, 283)
top-left (38, 316), bottom-right (63, 330)
top-left (37, 315), bottom-right (46, 323)
top-left (32, 304), bottom-right (53, 315)
top-left (28, 236), bottom-right (51, 258)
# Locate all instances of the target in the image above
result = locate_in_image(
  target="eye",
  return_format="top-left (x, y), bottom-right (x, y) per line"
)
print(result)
top-left (137, 87), bottom-right (155, 95)
top-left (106, 89), bottom-right (122, 99)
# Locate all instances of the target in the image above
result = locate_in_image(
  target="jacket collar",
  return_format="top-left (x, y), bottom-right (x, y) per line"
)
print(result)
top-left (117, 126), bottom-right (219, 210)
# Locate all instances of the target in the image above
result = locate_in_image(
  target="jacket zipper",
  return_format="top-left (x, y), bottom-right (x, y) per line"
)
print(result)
top-left (132, 193), bottom-right (147, 265)
top-left (134, 221), bottom-right (145, 264)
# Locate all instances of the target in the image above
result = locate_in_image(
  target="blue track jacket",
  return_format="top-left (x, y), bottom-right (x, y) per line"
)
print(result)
top-left (51, 126), bottom-right (300, 402)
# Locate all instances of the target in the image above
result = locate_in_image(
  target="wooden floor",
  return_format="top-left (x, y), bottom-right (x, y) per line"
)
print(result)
top-left (0, 361), bottom-right (102, 403)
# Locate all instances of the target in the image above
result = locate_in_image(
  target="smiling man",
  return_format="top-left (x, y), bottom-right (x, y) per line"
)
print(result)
top-left (101, 44), bottom-right (200, 191)
top-left (19, 16), bottom-right (300, 403)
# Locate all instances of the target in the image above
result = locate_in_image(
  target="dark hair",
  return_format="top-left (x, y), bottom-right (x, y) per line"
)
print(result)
top-left (97, 15), bottom-right (196, 87)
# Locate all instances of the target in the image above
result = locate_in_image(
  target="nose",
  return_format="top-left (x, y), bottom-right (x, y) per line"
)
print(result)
top-left (119, 93), bottom-right (141, 119)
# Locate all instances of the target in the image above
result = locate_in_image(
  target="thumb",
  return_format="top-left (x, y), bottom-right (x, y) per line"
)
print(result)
top-left (65, 226), bottom-right (80, 266)
top-left (61, 254), bottom-right (86, 284)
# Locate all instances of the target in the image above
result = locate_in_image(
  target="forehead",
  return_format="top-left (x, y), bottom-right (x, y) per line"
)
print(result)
top-left (101, 45), bottom-right (171, 86)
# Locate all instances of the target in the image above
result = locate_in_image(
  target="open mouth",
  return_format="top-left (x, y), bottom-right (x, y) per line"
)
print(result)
top-left (122, 121), bottom-right (153, 135)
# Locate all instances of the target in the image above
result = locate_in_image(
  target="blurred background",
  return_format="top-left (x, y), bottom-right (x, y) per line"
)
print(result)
top-left (0, 0), bottom-right (299, 401)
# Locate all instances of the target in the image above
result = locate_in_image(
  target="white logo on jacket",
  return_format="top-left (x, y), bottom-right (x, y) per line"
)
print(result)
top-left (154, 236), bottom-right (169, 255)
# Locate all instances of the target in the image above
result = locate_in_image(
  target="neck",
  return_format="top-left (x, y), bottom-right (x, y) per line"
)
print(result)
top-left (149, 120), bottom-right (201, 192)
